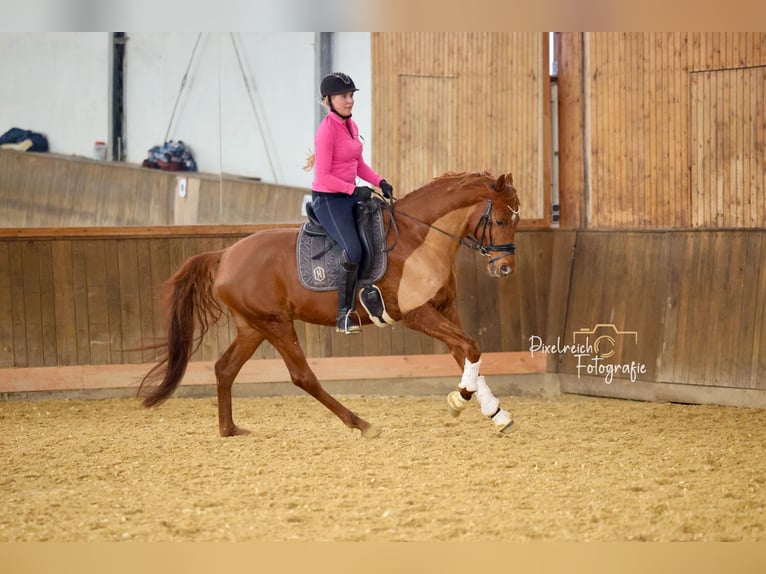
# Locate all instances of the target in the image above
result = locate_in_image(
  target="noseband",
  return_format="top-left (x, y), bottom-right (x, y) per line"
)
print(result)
top-left (463, 200), bottom-right (517, 264)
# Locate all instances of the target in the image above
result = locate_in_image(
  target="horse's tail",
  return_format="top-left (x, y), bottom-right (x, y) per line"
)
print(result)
top-left (138, 250), bottom-right (224, 408)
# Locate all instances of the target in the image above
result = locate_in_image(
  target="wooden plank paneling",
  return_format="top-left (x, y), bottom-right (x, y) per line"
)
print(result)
top-left (515, 233), bottom-right (543, 345)
top-left (70, 240), bottom-right (91, 364)
top-left (497, 248), bottom-right (524, 352)
top-left (196, 178), bottom-right (310, 224)
top-left (397, 75), bottom-right (456, 199)
top-left (103, 240), bottom-right (124, 364)
top-left (0, 227), bottom-right (551, 376)
top-left (37, 241), bottom-right (57, 367)
top-left (558, 230), bottom-right (766, 392)
top-left (755, 236), bottom-right (766, 389)
top-left (0, 150), bottom-right (312, 228)
top-left (116, 239), bottom-right (143, 364)
top-left (372, 33), bottom-right (548, 224)
top-left (542, 230), bottom-right (576, 373)
top-left (578, 33), bottom-right (766, 230)
top-left (0, 242), bottom-right (13, 367)
top-left (83, 240), bottom-right (110, 365)
top-left (20, 240), bottom-right (45, 367)
top-left (51, 240), bottom-right (77, 366)
top-left (147, 237), bottom-right (171, 361)
top-left (8, 242), bottom-right (27, 367)
top-left (2, 227), bottom-right (766, 404)
top-left (551, 231), bottom-right (652, 377)
top-left (557, 33), bottom-right (585, 229)
top-left (690, 66), bottom-right (766, 228)
top-left (135, 240), bottom-right (157, 363)
top-left (655, 233), bottom-right (685, 382)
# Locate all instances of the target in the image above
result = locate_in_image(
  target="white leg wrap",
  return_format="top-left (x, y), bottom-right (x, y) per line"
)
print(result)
top-left (458, 358), bottom-right (481, 392)
top-left (475, 376), bottom-right (500, 416)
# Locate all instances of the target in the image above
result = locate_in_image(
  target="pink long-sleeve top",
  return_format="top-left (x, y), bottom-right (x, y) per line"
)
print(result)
top-left (311, 112), bottom-right (382, 195)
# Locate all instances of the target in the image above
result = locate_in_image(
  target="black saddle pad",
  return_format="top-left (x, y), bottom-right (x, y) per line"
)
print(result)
top-left (297, 201), bottom-right (388, 292)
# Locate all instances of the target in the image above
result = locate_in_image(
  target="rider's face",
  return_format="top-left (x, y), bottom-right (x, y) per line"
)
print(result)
top-left (330, 91), bottom-right (355, 116)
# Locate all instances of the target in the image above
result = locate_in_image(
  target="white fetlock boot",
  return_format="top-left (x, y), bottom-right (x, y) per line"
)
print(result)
top-left (447, 358), bottom-right (481, 417)
top-left (447, 391), bottom-right (471, 417)
top-left (476, 376), bottom-right (515, 433)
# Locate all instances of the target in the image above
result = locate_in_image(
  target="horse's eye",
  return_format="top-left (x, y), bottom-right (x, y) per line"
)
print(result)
top-left (495, 219), bottom-right (505, 226)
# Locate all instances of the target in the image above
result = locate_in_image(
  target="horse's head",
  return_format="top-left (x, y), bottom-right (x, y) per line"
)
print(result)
top-left (466, 173), bottom-right (520, 277)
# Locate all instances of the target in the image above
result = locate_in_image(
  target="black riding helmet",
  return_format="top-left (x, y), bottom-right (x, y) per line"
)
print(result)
top-left (320, 72), bottom-right (359, 98)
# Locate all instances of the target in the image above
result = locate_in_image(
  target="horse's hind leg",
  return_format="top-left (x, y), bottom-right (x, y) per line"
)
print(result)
top-left (215, 325), bottom-right (266, 437)
top-left (257, 320), bottom-right (381, 438)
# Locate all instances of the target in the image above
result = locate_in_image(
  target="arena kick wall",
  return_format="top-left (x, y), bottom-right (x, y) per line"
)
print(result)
top-left (2, 219), bottom-right (764, 406)
top-left (0, 223), bottom-right (548, 396)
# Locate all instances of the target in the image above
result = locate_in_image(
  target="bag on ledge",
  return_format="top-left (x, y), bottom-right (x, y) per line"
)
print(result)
top-left (142, 140), bottom-right (197, 171)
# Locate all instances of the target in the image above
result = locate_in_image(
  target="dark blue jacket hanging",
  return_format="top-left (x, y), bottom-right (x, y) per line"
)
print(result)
top-left (0, 127), bottom-right (49, 152)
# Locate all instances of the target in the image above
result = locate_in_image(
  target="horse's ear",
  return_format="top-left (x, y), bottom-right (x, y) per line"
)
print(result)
top-left (494, 173), bottom-right (514, 192)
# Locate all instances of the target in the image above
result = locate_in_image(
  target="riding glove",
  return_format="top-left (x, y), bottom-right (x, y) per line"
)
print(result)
top-left (379, 179), bottom-right (394, 199)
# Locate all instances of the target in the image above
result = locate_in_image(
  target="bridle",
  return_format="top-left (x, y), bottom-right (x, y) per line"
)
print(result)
top-left (462, 199), bottom-right (518, 264)
top-left (382, 196), bottom-right (518, 263)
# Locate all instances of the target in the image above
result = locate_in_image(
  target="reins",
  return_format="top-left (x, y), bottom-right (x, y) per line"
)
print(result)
top-left (379, 194), bottom-right (516, 263)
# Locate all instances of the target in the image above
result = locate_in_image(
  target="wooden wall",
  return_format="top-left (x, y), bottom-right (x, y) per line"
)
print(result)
top-left (371, 33), bottom-right (550, 225)
top-left (0, 150), bottom-right (309, 227)
top-left (0, 227), bottom-right (554, 370)
top-left (557, 32), bottom-right (766, 230)
top-left (555, 230), bottom-right (766, 394)
top-left (4, 224), bottom-right (764, 405)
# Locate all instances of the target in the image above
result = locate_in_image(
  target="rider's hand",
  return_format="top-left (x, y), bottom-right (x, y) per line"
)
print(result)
top-left (379, 179), bottom-right (394, 200)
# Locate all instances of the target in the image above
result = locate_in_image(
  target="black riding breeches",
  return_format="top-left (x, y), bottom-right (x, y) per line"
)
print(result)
top-left (311, 191), bottom-right (363, 264)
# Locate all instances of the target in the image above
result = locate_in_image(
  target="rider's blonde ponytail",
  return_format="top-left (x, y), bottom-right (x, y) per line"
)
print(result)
top-left (303, 97), bottom-right (333, 171)
top-left (303, 151), bottom-right (315, 171)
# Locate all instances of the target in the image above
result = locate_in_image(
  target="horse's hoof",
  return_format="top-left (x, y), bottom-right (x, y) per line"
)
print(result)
top-left (361, 424), bottom-right (382, 439)
top-left (447, 391), bottom-right (470, 417)
top-left (221, 425), bottom-right (251, 437)
top-left (497, 420), bottom-right (517, 434)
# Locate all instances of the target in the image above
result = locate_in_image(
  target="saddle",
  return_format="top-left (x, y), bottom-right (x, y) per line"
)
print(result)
top-left (297, 197), bottom-right (388, 292)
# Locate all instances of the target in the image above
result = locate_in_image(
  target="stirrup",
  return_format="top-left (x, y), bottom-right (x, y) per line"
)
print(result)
top-left (359, 284), bottom-right (396, 327)
top-left (336, 309), bottom-right (362, 334)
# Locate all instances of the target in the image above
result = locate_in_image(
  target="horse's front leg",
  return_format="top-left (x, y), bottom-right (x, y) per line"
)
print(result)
top-left (401, 303), bottom-right (515, 433)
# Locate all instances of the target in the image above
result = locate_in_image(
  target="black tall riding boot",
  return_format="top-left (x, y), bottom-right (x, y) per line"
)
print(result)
top-left (336, 258), bottom-right (361, 334)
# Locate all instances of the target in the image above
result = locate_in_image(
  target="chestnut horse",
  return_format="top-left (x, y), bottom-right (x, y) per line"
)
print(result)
top-left (138, 171), bottom-right (521, 437)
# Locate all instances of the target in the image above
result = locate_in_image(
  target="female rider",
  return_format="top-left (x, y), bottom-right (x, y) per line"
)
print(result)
top-left (304, 72), bottom-right (394, 333)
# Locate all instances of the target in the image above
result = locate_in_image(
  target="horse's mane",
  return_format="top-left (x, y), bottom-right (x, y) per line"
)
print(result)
top-left (396, 171), bottom-right (495, 205)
